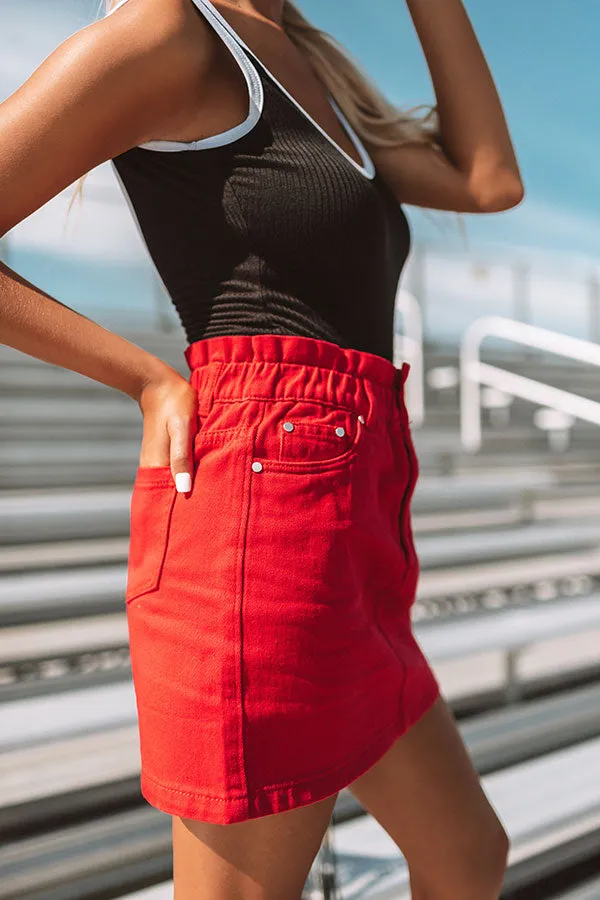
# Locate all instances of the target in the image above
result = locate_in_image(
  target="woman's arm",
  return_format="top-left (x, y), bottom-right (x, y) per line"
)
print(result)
top-left (0, 0), bottom-right (212, 485)
top-left (370, 0), bottom-right (524, 214)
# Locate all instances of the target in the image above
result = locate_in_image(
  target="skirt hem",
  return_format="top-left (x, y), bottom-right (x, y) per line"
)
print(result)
top-left (139, 682), bottom-right (441, 824)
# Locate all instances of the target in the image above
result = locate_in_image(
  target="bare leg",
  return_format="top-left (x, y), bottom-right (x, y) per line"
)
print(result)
top-left (172, 792), bottom-right (338, 899)
top-left (347, 696), bottom-right (509, 900)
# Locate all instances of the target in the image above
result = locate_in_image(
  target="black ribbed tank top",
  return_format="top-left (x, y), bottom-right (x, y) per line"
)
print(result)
top-left (109, 0), bottom-right (411, 362)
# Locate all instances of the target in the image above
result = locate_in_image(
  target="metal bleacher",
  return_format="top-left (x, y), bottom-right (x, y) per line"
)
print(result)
top-left (2, 328), bottom-right (600, 899)
top-left (329, 734), bottom-right (600, 899)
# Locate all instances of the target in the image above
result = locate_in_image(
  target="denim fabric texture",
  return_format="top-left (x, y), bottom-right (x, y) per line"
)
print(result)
top-left (125, 333), bottom-right (440, 823)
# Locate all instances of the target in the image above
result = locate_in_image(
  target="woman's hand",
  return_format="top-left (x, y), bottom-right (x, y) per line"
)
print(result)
top-left (138, 370), bottom-right (199, 493)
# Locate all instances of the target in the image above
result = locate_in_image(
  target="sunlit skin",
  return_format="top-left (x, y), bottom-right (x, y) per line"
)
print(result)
top-left (0, 1), bottom-right (518, 895)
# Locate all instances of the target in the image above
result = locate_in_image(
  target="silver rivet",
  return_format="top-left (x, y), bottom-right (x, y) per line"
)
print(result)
top-left (358, 415), bottom-right (365, 424)
top-left (335, 426), bottom-right (346, 437)
top-left (251, 461), bottom-right (263, 473)
top-left (282, 421), bottom-right (294, 432)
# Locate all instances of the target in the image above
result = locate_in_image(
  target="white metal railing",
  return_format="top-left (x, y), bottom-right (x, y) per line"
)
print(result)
top-left (394, 287), bottom-right (424, 427)
top-left (460, 316), bottom-right (600, 452)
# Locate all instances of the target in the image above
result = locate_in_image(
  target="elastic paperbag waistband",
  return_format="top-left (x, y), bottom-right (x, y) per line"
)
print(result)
top-left (184, 334), bottom-right (410, 418)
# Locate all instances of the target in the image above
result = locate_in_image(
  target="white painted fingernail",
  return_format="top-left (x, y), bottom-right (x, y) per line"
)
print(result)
top-left (175, 472), bottom-right (192, 493)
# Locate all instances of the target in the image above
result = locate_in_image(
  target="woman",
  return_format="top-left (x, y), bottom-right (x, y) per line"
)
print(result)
top-left (0, 0), bottom-right (522, 896)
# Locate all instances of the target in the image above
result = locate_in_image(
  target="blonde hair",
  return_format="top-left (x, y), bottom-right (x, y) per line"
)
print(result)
top-left (70, 0), bottom-right (438, 210)
top-left (281, 1), bottom-right (438, 149)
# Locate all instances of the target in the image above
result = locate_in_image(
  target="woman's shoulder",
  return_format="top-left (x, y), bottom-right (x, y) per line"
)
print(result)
top-left (56, 0), bottom-right (218, 151)
top-left (98, 0), bottom-right (215, 87)
top-left (0, 0), bottom-right (215, 236)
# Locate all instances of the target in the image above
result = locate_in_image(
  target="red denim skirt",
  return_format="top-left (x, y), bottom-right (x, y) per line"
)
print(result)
top-left (125, 333), bottom-right (440, 824)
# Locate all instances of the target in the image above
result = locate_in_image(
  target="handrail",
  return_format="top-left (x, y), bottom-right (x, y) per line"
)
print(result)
top-left (394, 287), bottom-right (424, 427)
top-left (460, 316), bottom-right (600, 452)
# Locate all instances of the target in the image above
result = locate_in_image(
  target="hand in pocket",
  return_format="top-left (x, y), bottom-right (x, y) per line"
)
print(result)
top-left (137, 370), bottom-right (199, 493)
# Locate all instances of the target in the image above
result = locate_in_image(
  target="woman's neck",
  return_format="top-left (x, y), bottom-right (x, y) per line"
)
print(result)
top-left (227, 0), bottom-right (285, 26)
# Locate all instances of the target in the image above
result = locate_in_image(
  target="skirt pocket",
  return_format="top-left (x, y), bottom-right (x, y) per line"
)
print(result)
top-left (257, 397), bottom-right (369, 473)
top-left (126, 467), bottom-right (177, 605)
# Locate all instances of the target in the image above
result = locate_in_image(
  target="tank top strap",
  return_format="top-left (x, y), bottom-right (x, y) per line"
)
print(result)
top-left (191, 0), bottom-right (264, 67)
top-left (191, 0), bottom-right (375, 179)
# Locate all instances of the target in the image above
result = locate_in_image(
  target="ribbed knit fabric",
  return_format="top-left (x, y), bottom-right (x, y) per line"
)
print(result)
top-left (111, 0), bottom-right (411, 362)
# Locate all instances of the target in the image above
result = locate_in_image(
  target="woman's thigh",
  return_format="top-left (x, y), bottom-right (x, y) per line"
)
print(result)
top-left (172, 792), bottom-right (338, 900)
top-left (347, 696), bottom-right (509, 899)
